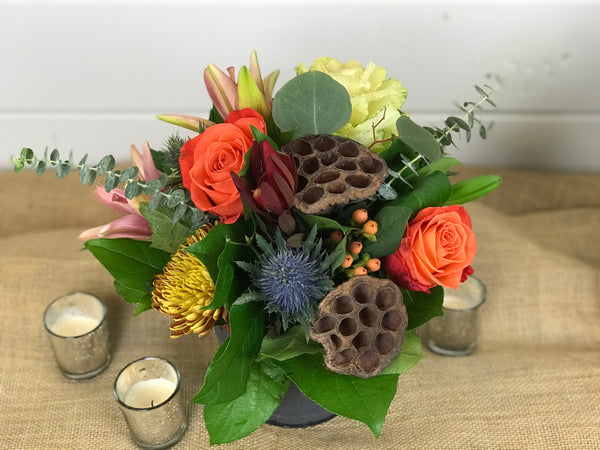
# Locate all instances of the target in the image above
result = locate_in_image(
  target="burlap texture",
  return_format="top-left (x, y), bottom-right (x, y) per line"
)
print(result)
top-left (1, 167), bottom-right (599, 449)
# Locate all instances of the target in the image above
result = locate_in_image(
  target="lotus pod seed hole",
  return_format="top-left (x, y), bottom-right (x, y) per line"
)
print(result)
top-left (314, 315), bottom-right (336, 333)
top-left (352, 331), bottom-right (370, 350)
top-left (346, 174), bottom-right (370, 188)
top-left (320, 153), bottom-right (338, 166)
top-left (314, 135), bottom-right (336, 151)
top-left (314, 170), bottom-right (340, 184)
top-left (291, 140), bottom-right (313, 156)
top-left (335, 160), bottom-right (357, 171)
top-left (339, 317), bottom-right (357, 336)
top-left (357, 350), bottom-right (380, 373)
top-left (328, 181), bottom-right (346, 194)
top-left (330, 334), bottom-right (342, 349)
top-left (376, 289), bottom-right (395, 311)
top-left (302, 157), bottom-right (320, 175)
top-left (297, 175), bottom-right (308, 192)
top-left (352, 283), bottom-right (374, 304)
top-left (338, 141), bottom-right (360, 157)
top-left (302, 187), bottom-right (324, 205)
top-left (382, 310), bottom-right (402, 331)
top-left (375, 333), bottom-right (395, 355)
top-left (359, 158), bottom-right (384, 174)
top-left (359, 306), bottom-right (378, 327)
top-left (333, 296), bottom-right (354, 315)
top-left (333, 348), bottom-right (354, 366)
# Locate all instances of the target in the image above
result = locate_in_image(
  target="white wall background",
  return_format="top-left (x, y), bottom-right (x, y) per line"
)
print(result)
top-left (1, 0), bottom-right (599, 172)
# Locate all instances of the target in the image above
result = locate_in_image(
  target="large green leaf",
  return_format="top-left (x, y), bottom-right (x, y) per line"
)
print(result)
top-left (363, 205), bottom-right (412, 258)
top-left (203, 359), bottom-right (289, 445)
top-left (380, 329), bottom-right (423, 375)
top-left (207, 240), bottom-right (254, 311)
top-left (295, 210), bottom-right (354, 233)
top-left (396, 116), bottom-right (442, 162)
top-left (272, 71), bottom-right (352, 137)
top-left (276, 353), bottom-right (399, 437)
top-left (445, 175), bottom-right (502, 205)
top-left (84, 238), bottom-right (171, 312)
top-left (193, 301), bottom-right (266, 405)
top-left (186, 221), bottom-right (248, 282)
top-left (402, 286), bottom-right (444, 330)
top-left (138, 203), bottom-right (192, 254)
top-left (258, 326), bottom-right (323, 362)
top-left (389, 171), bottom-right (451, 214)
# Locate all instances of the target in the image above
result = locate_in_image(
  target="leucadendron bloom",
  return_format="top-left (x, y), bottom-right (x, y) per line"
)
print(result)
top-left (297, 57), bottom-right (407, 152)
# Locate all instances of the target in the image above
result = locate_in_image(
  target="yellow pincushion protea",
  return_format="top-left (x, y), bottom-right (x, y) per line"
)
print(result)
top-left (152, 224), bottom-right (222, 338)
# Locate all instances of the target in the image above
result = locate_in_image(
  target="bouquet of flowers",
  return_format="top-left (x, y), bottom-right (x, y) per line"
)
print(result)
top-left (13, 52), bottom-right (500, 444)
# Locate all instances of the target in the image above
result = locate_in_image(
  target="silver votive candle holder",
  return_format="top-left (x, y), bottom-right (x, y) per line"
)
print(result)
top-left (43, 292), bottom-right (111, 379)
top-left (421, 275), bottom-right (487, 356)
top-left (114, 357), bottom-right (187, 449)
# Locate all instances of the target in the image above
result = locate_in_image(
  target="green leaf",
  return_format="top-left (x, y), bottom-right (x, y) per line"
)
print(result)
top-left (445, 175), bottom-right (502, 205)
top-left (36, 160), bottom-right (47, 175)
top-left (84, 239), bottom-right (171, 312)
top-left (479, 125), bottom-right (487, 139)
top-left (104, 171), bottom-right (119, 191)
top-left (402, 286), bottom-right (444, 330)
top-left (277, 353), bottom-right (399, 437)
top-left (295, 210), bottom-right (354, 233)
top-left (363, 205), bottom-right (411, 258)
top-left (380, 329), bottom-right (423, 375)
top-left (186, 221), bottom-right (248, 283)
top-left (258, 326), bottom-right (323, 361)
top-left (166, 189), bottom-right (185, 207)
top-left (417, 157), bottom-right (460, 177)
top-left (20, 147), bottom-right (34, 163)
top-left (203, 359), bottom-right (289, 445)
top-left (193, 301), bottom-right (266, 405)
top-left (119, 166), bottom-right (139, 182)
top-left (445, 116), bottom-right (470, 132)
top-left (388, 170), bottom-right (451, 214)
top-left (396, 116), bottom-right (441, 162)
top-left (114, 280), bottom-right (153, 315)
top-left (272, 71), bottom-right (352, 137)
top-left (138, 203), bottom-right (192, 254)
top-left (207, 239), bottom-right (254, 311)
top-left (96, 154), bottom-right (115, 175)
top-left (124, 181), bottom-right (143, 199)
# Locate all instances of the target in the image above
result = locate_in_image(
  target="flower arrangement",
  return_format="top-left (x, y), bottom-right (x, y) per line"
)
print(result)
top-left (13, 52), bottom-right (501, 444)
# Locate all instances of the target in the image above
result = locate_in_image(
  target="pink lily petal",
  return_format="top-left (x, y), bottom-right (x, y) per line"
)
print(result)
top-left (204, 64), bottom-right (238, 119)
top-left (157, 114), bottom-right (214, 133)
top-left (79, 214), bottom-right (151, 241)
top-left (141, 142), bottom-right (161, 182)
top-left (94, 187), bottom-right (138, 216)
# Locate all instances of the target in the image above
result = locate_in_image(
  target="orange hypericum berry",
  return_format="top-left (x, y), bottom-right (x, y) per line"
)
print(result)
top-left (362, 220), bottom-right (378, 235)
top-left (349, 241), bottom-right (363, 255)
top-left (329, 230), bottom-right (344, 244)
top-left (341, 254), bottom-right (354, 269)
top-left (352, 208), bottom-right (368, 225)
top-left (365, 258), bottom-right (381, 272)
top-left (352, 267), bottom-right (368, 276)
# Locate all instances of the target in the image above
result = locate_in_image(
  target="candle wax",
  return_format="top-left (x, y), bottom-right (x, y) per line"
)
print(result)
top-left (124, 378), bottom-right (176, 409)
top-left (52, 315), bottom-right (99, 337)
top-left (443, 294), bottom-right (473, 310)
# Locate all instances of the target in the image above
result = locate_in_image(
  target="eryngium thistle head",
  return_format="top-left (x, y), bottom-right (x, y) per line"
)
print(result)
top-left (237, 227), bottom-right (334, 332)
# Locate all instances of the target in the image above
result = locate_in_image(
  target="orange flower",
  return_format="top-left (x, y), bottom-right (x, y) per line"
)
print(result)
top-left (179, 109), bottom-right (266, 223)
top-left (384, 205), bottom-right (476, 293)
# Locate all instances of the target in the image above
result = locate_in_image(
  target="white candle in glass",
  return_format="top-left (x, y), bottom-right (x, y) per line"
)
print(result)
top-left (52, 314), bottom-right (100, 337)
top-left (124, 378), bottom-right (177, 409)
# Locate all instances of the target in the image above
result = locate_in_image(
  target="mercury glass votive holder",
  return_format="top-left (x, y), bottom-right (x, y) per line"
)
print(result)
top-left (43, 292), bottom-right (110, 379)
top-left (421, 275), bottom-right (487, 356)
top-left (114, 357), bottom-right (187, 450)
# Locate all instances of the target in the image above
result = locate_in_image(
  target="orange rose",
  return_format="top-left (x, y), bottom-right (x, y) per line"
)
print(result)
top-left (179, 109), bottom-right (266, 223)
top-left (384, 205), bottom-right (476, 293)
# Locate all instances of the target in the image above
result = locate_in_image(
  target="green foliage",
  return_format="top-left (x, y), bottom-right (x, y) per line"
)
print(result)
top-left (138, 204), bottom-right (193, 254)
top-left (276, 353), bottom-right (399, 437)
top-left (402, 286), bottom-right (444, 330)
top-left (445, 175), bottom-right (502, 205)
top-left (258, 326), bottom-right (323, 361)
top-left (272, 71), bottom-right (352, 137)
top-left (203, 359), bottom-right (289, 445)
top-left (193, 301), bottom-right (266, 405)
top-left (395, 116), bottom-right (442, 162)
top-left (84, 238), bottom-right (171, 314)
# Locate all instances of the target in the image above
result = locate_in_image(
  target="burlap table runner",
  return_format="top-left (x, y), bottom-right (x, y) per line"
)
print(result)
top-left (1, 167), bottom-right (599, 449)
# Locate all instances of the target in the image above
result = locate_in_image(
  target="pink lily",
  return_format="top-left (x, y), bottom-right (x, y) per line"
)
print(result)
top-left (79, 142), bottom-right (161, 241)
top-left (204, 51), bottom-right (279, 121)
top-left (78, 188), bottom-right (152, 241)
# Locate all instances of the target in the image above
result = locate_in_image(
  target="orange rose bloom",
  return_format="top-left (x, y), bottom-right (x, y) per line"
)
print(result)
top-left (179, 109), bottom-right (266, 223)
top-left (384, 205), bottom-right (476, 293)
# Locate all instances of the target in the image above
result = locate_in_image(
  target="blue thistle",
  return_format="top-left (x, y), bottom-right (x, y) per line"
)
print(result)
top-left (237, 227), bottom-right (334, 333)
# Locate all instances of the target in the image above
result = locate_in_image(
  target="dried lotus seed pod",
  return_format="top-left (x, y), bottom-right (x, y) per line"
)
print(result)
top-left (310, 276), bottom-right (408, 378)
top-left (282, 135), bottom-right (388, 215)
